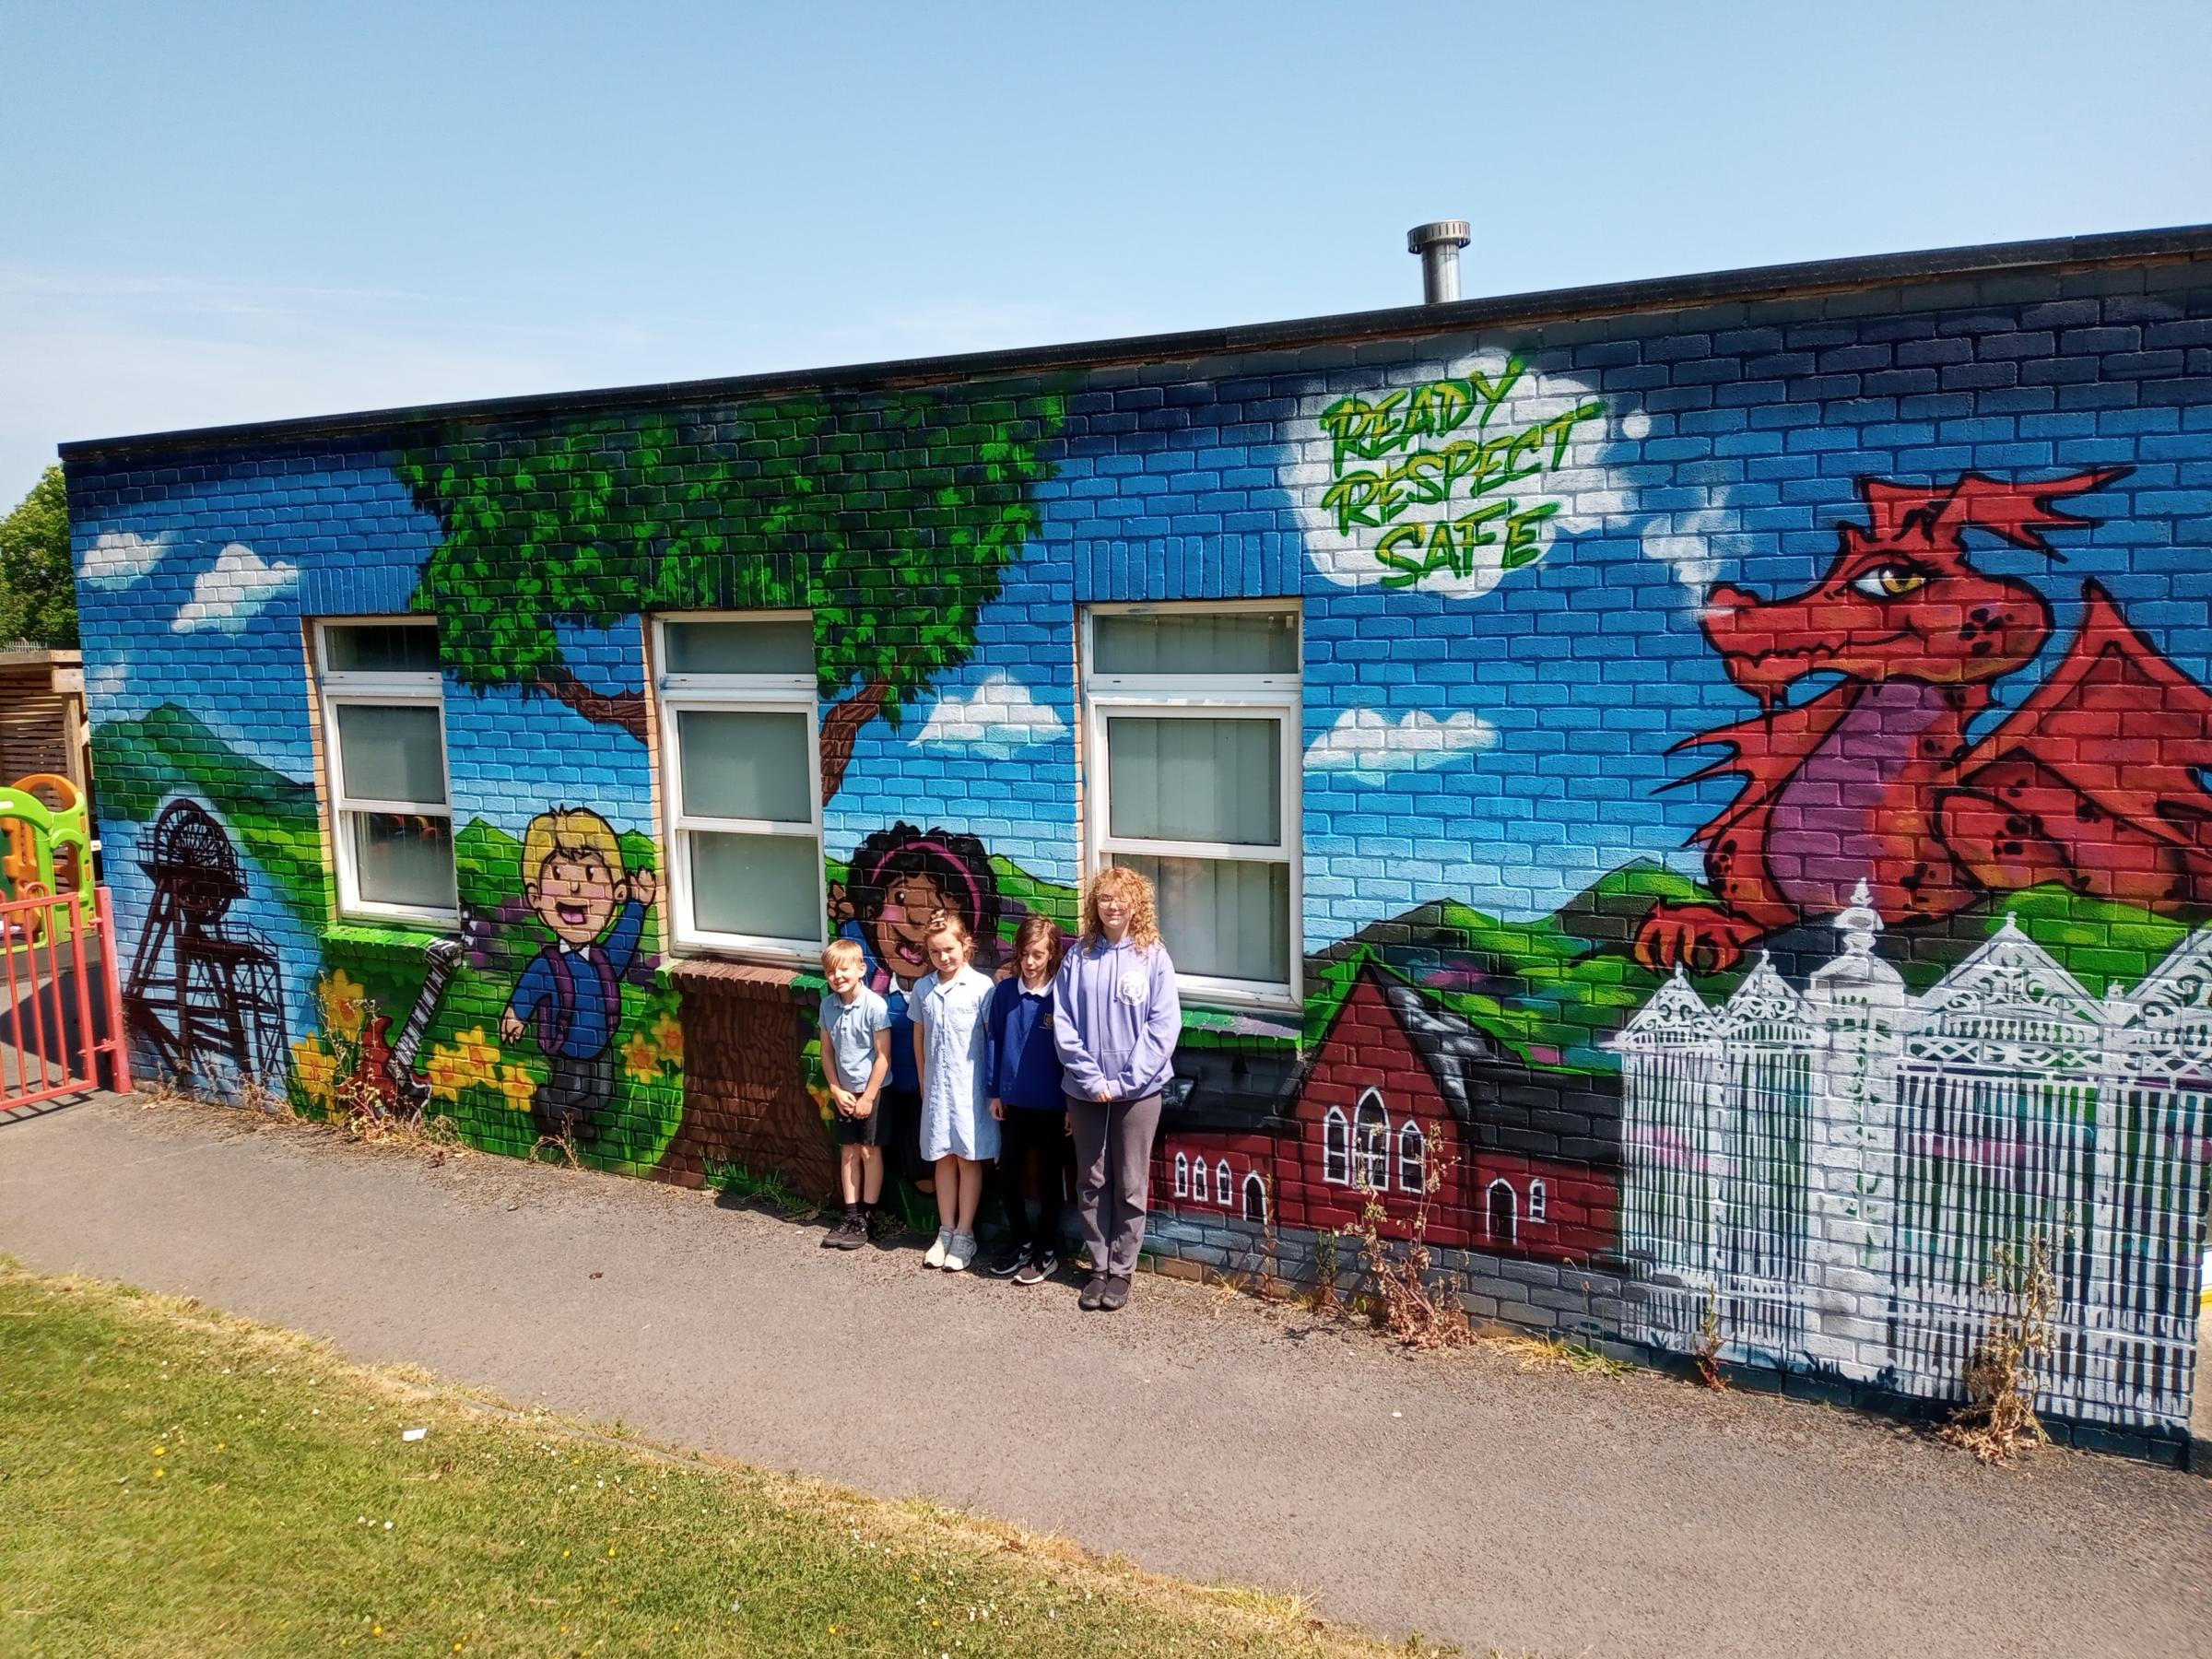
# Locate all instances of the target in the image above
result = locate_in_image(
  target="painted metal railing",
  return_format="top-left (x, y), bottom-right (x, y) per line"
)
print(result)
top-left (1613, 884), bottom-right (2212, 1434)
top-left (0, 886), bottom-right (132, 1112)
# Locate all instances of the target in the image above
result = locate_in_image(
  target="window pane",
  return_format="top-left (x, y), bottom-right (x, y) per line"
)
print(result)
top-left (1115, 854), bottom-right (1289, 985)
top-left (665, 618), bottom-right (814, 676)
top-left (324, 623), bottom-right (439, 674)
top-left (1108, 717), bottom-right (1280, 846)
top-left (350, 812), bottom-right (455, 912)
top-left (688, 830), bottom-right (822, 943)
top-left (1093, 611), bottom-right (1297, 676)
top-left (335, 703), bottom-right (447, 805)
top-left (677, 710), bottom-right (812, 823)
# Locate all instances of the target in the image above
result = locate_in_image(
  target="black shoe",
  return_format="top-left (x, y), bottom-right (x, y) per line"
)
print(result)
top-left (1099, 1276), bottom-right (1132, 1312)
top-left (1014, 1250), bottom-right (1056, 1286)
top-left (820, 1214), bottom-right (852, 1248)
top-left (832, 1214), bottom-right (869, 1251)
top-left (988, 1245), bottom-right (1031, 1278)
top-left (1078, 1274), bottom-right (1109, 1312)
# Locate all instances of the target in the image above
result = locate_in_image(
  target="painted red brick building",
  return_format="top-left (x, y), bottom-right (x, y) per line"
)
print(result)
top-left (1156, 967), bottom-right (1621, 1263)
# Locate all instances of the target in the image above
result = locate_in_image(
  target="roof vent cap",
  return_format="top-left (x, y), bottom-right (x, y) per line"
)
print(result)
top-left (1406, 220), bottom-right (1472, 304)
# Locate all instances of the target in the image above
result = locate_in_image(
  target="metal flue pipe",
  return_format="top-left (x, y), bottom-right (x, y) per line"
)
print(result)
top-left (1406, 220), bottom-right (1472, 304)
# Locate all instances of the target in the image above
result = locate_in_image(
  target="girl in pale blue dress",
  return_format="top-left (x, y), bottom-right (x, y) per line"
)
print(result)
top-left (912, 916), bottom-right (1000, 1272)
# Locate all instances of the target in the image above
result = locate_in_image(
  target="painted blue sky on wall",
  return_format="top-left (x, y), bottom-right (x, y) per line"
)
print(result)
top-left (69, 302), bottom-right (2212, 958)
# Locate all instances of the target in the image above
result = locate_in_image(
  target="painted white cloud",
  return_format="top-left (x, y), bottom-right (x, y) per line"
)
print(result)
top-left (79, 529), bottom-right (175, 589)
top-left (1288, 348), bottom-right (1617, 599)
top-left (170, 541), bottom-right (298, 634)
top-left (1641, 504), bottom-right (1754, 606)
top-left (911, 671), bottom-right (1067, 759)
top-left (1305, 708), bottom-right (1499, 778)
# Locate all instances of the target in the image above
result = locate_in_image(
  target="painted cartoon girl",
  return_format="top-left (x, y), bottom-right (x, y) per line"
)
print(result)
top-left (829, 824), bottom-right (1004, 1185)
top-left (832, 823), bottom-right (1005, 996)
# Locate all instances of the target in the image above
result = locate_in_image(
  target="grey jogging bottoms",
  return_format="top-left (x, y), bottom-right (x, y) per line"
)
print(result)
top-left (1066, 1091), bottom-right (1163, 1279)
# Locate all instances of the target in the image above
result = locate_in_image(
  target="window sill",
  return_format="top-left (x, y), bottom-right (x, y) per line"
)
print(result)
top-left (324, 917), bottom-right (459, 957)
top-left (1176, 1004), bottom-right (1300, 1050)
top-left (662, 955), bottom-right (824, 998)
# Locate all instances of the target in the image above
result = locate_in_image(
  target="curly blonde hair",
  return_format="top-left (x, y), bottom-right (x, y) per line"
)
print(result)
top-left (1080, 865), bottom-right (1161, 950)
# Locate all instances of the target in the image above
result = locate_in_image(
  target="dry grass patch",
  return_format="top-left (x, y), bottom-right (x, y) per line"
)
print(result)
top-left (0, 1260), bottom-right (1470, 1657)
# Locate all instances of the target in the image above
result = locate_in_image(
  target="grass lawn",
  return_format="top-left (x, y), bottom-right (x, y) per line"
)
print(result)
top-left (0, 1261), bottom-right (1441, 1657)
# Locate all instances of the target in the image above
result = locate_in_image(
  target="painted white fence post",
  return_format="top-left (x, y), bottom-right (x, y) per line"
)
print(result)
top-left (1802, 882), bottom-right (1906, 1379)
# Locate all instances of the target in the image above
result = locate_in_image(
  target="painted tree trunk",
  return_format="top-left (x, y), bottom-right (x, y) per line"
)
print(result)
top-left (659, 963), bottom-right (835, 1202)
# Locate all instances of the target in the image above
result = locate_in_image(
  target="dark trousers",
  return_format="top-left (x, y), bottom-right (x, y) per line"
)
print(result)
top-left (1067, 1092), bottom-right (1163, 1279)
top-left (880, 1087), bottom-right (926, 1182)
top-left (535, 1046), bottom-right (617, 1144)
top-left (995, 1106), bottom-right (1065, 1254)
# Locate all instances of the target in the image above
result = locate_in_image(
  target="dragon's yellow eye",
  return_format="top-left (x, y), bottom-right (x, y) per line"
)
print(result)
top-left (1851, 564), bottom-right (1928, 598)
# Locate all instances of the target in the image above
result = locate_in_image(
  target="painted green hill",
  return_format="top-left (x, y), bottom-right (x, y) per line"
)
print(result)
top-left (93, 704), bottom-right (329, 924)
top-left (1307, 861), bottom-right (1710, 1069)
top-left (1306, 859), bottom-right (2210, 1076)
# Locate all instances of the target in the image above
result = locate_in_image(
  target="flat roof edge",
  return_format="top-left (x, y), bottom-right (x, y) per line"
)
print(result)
top-left (59, 221), bottom-right (2212, 465)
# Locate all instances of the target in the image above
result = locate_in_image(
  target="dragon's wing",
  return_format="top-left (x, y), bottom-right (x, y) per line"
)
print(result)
top-left (1953, 580), bottom-right (2212, 895)
top-left (1666, 688), bottom-right (1863, 848)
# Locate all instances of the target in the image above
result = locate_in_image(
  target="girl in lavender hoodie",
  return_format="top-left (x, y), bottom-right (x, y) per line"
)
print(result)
top-left (1052, 865), bottom-right (1180, 1312)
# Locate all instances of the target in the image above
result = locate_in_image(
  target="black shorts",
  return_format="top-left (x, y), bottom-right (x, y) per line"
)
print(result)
top-left (834, 1097), bottom-right (889, 1147)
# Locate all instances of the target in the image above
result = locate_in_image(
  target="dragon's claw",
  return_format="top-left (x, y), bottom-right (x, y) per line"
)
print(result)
top-left (1634, 902), bottom-right (1763, 977)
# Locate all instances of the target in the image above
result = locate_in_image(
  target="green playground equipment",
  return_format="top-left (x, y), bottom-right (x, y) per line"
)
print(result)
top-left (0, 773), bottom-right (92, 942)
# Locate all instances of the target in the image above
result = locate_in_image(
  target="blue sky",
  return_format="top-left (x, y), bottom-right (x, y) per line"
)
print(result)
top-left (5, 0), bottom-right (2209, 502)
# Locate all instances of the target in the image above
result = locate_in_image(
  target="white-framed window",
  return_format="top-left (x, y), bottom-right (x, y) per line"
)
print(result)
top-left (1241, 1171), bottom-right (1267, 1225)
top-left (1193, 1157), bottom-right (1209, 1203)
top-left (1399, 1121), bottom-right (1427, 1194)
top-left (313, 618), bottom-right (456, 924)
top-left (1081, 602), bottom-right (1300, 1009)
top-left (1529, 1179), bottom-right (1547, 1223)
top-left (1354, 1089), bottom-right (1391, 1191)
top-left (1174, 1152), bottom-right (1190, 1197)
top-left (1217, 1159), bottom-right (1233, 1206)
top-left (1323, 1106), bottom-right (1350, 1184)
top-left (653, 613), bottom-right (825, 962)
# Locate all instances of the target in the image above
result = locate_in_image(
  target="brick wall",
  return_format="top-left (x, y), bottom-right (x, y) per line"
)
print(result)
top-left (65, 241), bottom-right (2212, 1453)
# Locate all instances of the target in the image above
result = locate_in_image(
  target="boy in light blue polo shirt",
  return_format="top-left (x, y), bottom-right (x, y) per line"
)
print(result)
top-left (819, 936), bottom-right (892, 1249)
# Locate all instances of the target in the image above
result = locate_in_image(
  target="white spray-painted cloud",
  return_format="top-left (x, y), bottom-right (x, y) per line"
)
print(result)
top-left (911, 671), bottom-right (1067, 759)
top-left (78, 529), bottom-right (175, 589)
top-left (1641, 505), bottom-right (1753, 606)
top-left (171, 541), bottom-right (298, 634)
top-left (1305, 708), bottom-right (1499, 779)
top-left (1288, 348), bottom-right (1618, 599)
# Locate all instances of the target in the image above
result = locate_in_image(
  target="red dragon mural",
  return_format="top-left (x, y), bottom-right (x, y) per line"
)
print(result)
top-left (1636, 466), bottom-right (2212, 974)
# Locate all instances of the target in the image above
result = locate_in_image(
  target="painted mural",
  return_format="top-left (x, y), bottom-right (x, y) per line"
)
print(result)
top-left (67, 248), bottom-right (2212, 1452)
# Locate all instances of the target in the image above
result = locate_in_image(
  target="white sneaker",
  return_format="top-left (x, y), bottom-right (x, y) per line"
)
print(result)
top-left (944, 1231), bottom-right (976, 1273)
top-left (924, 1228), bottom-right (952, 1268)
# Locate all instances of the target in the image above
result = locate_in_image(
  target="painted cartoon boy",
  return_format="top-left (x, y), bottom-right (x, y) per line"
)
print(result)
top-left (501, 807), bottom-right (656, 1146)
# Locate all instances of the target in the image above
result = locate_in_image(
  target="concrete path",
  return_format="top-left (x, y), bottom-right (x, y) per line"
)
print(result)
top-left (4, 1094), bottom-right (2208, 1659)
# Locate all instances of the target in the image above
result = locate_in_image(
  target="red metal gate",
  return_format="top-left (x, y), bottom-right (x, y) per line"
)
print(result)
top-left (0, 886), bottom-right (132, 1112)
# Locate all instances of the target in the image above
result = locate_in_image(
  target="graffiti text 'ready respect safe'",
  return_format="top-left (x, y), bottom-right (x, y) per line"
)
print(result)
top-left (1318, 359), bottom-right (1604, 589)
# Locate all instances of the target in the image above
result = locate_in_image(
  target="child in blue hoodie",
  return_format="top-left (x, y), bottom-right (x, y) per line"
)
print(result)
top-left (984, 913), bottom-right (1070, 1283)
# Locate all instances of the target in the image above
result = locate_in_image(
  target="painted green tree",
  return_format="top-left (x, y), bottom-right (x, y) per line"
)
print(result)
top-left (398, 388), bottom-right (1063, 798)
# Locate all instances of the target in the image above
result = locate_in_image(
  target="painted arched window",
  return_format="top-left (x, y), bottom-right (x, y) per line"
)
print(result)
top-left (1217, 1159), bottom-right (1232, 1206)
top-left (1399, 1121), bottom-right (1427, 1195)
top-left (1174, 1152), bottom-right (1189, 1197)
top-left (1355, 1090), bottom-right (1391, 1190)
top-left (1193, 1157), bottom-right (1209, 1203)
top-left (1323, 1107), bottom-right (1350, 1184)
top-left (1487, 1178), bottom-right (1517, 1245)
top-left (1242, 1171), bottom-right (1267, 1225)
top-left (1528, 1179), bottom-right (1547, 1223)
